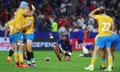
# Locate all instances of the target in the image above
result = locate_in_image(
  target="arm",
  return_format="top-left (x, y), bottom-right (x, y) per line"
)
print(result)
top-left (111, 24), bottom-right (115, 32)
top-left (58, 44), bottom-right (65, 53)
top-left (4, 25), bottom-right (9, 41)
top-left (22, 19), bottom-right (32, 29)
top-left (110, 18), bottom-right (116, 33)
top-left (17, 19), bottom-right (33, 30)
top-left (89, 7), bottom-right (101, 18)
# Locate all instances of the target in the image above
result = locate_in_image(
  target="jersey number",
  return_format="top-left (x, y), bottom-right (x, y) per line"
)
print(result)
top-left (102, 22), bottom-right (111, 31)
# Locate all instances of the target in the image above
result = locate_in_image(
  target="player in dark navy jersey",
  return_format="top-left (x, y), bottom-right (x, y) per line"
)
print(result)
top-left (54, 35), bottom-right (72, 61)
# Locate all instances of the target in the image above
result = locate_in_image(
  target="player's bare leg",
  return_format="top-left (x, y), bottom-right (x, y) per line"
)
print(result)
top-left (99, 49), bottom-right (107, 70)
top-left (26, 40), bottom-right (36, 67)
top-left (64, 56), bottom-right (71, 61)
top-left (17, 41), bottom-right (28, 68)
top-left (104, 48), bottom-right (113, 71)
top-left (53, 44), bottom-right (62, 61)
top-left (14, 43), bottom-right (19, 67)
top-left (64, 51), bottom-right (71, 61)
top-left (84, 45), bottom-right (100, 71)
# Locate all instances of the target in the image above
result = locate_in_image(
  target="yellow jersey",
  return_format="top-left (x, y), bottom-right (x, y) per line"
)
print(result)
top-left (14, 8), bottom-right (25, 33)
top-left (95, 14), bottom-right (114, 36)
top-left (7, 19), bottom-right (15, 35)
top-left (24, 16), bottom-right (34, 34)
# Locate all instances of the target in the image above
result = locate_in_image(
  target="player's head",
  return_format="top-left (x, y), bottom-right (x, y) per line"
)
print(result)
top-left (99, 7), bottom-right (105, 14)
top-left (25, 4), bottom-right (35, 15)
top-left (19, 1), bottom-right (28, 8)
top-left (61, 35), bottom-right (69, 45)
top-left (95, 7), bottom-right (105, 14)
top-left (61, 35), bottom-right (69, 40)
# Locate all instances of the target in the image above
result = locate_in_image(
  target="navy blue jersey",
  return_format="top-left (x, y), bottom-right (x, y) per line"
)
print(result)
top-left (57, 39), bottom-right (72, 52)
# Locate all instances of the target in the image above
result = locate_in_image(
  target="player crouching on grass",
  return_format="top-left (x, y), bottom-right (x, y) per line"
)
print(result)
top-left (17, 4), bottom-right (36, 67)
top-left (54, 35), bottom-right (72, 61)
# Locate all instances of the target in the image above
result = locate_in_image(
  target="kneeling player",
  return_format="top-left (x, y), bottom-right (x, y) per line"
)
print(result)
top-left (54, 35), bottom-right (72, 61)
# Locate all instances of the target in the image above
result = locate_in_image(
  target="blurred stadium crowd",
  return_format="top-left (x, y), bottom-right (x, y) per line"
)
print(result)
top-left (0, 0), bottom-right (120, 36)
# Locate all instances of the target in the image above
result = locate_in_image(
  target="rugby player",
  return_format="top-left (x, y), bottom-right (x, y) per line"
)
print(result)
top-left (54, 35), bottom-right (72, 61)
top-left (84, 7), bottom-right (114, 71)
top-left (17, 4), bottom-right (36, 67)
top-left (13, 1), bottom-right (29, 67)
top-left (4, 19), bottom-right (15, 62)
top-left (99, 24), bottom-right (119, 71)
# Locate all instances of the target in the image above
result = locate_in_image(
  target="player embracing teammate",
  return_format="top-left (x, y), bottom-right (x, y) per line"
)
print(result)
top-left (4, 1), bottom-right (36, 68)
top-left (84, 7), bottom-right (119, 72)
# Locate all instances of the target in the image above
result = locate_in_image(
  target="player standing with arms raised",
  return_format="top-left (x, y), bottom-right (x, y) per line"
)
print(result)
top-left (84, 7), bottom-right (114, 71)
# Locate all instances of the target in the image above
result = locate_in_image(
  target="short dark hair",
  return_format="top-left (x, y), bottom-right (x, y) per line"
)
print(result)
top-left (94, 7), bottom-right (105, 14)
top-left (28, 4), bottom-right (33, 11)
top-left (99, 8), bottom-right (105, 14)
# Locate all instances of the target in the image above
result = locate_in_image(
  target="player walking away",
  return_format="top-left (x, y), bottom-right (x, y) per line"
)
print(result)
top-left (13, 1), bottom-right (29, 68)
top-left (84, 7), bottom-right (114, 71)
top-left (54, 35), bottom-right (72, 61)
top-left (4, 19), bottom-right (15, 62)
top-left (17, 4), bottom-right (36, 67)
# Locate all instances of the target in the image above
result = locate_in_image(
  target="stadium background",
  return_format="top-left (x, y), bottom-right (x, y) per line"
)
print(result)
top-left (0, 0), bottom-right (120, 72)
top-left (0, 0), bottom-right (120, 51)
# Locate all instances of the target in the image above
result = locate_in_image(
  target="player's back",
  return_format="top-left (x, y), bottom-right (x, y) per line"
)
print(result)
top-left (14, 8), bottom-right (25, 33)
top-left (95, 14), bottom-right (113, 36)
top-left (57, 39), bottom-right (72, 51)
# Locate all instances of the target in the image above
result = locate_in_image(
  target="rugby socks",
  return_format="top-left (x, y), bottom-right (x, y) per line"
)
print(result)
top-left (27, 51), bottom-right (36, 66)
top-left (31, 52), bottom-right (35, 63)
top-left (27, 52), bottom-right (31, 64)
top-left (14, 50), bottom-right (19, 63)
top-left (101, 58), bottom-right (106, 68)
top-left (23, 51), bottom-right (27, 60)
top-left (8, 49), bottom-right (14, 57)
top-left (27, 52), bottom-right (31, 60)
top-left (91, 55), bottom-right (97, 66)
top-left (18, 50), bottom-right (24, 63)
top-left (108, 54), bottom-right (113, 67)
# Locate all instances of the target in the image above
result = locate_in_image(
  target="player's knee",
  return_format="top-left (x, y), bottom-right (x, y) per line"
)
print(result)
top-left (53, 45), bottom-right (59, 51)
top-left (27, 48), bottom-right (32, 52)
top-left (64, 56), bottom-right (71, 61)
top-left (53, 46), bottom-right (57, 50)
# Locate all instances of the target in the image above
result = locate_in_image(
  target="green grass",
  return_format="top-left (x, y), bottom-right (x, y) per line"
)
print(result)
top-left (0, 51), bottom-right (120, 72)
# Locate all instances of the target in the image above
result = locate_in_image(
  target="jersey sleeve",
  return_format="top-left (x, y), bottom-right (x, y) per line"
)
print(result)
top-left (94, 15), bottom-right (99, 20)
top-left (7, 20), bottom-right (14, 26)
top-left (57, 39), bottom-right (61, 44)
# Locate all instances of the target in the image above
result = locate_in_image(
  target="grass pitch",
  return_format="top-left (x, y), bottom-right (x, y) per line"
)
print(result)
top-left (0, 51), bottom-right (120, 72)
